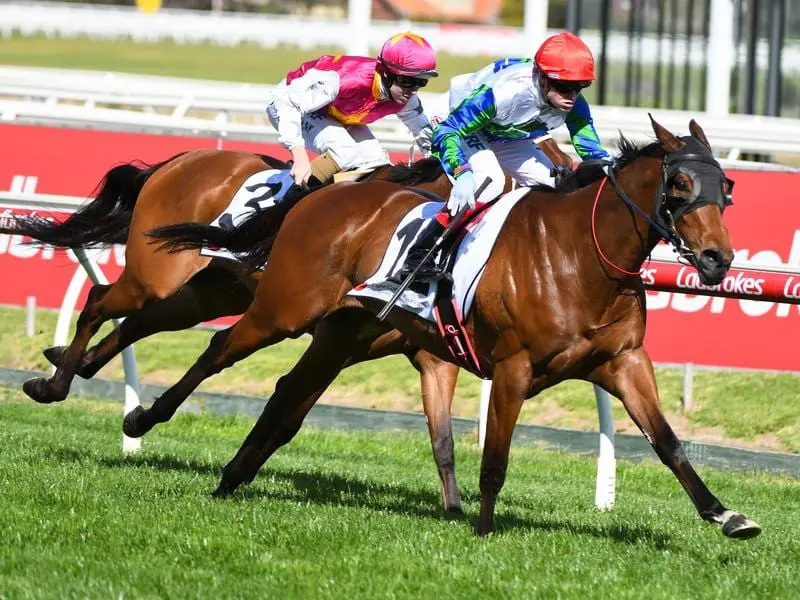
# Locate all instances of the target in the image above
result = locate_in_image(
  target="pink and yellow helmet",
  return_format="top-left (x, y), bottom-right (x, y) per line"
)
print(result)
top-left (378, 32), bottom-right (438, 78)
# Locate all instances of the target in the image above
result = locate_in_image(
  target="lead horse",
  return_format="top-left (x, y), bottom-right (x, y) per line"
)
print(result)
top-left (146, 116), bottom-right (760, 539)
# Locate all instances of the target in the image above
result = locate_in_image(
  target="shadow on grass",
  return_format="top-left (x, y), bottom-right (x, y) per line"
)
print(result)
top-left (234, 467), bottom-right (451, 521)
top-left (53, 447), bottom-right (672, 546)
top-left (98, 452), bottom-right (220, 476)
top-left (494, 513), bottom-right (673, 549)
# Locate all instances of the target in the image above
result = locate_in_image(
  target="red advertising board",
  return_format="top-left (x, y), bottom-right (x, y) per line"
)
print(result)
top-left (1, 123), bottom-right (798, 371)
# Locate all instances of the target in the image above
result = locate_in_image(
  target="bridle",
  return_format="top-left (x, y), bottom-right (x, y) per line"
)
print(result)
top-left (589, 138), bottom-right (734, 275)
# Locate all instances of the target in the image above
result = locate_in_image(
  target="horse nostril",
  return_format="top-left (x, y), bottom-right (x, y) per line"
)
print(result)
top-left (700, 248), bottom-right (729, 269)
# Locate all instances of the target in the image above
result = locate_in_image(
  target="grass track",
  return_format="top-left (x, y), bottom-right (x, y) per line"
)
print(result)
top-left (1, 389), bottom-right (799, 599)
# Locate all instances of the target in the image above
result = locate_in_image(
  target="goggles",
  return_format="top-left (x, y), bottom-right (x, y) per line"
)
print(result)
top-left (548, 79), bottom-right (591, 95)
top-left (394, 75), bottom-right (428, 89)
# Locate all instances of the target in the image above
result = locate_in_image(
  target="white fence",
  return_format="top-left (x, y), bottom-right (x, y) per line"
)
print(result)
top-left (4, 66), bottom-right (800, 161)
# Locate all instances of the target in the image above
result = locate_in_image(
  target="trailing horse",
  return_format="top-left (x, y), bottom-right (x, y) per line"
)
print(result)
top-left (144, 117), bottom-right (759, 539)
top-left (2, 149), bottom-right (466, 514)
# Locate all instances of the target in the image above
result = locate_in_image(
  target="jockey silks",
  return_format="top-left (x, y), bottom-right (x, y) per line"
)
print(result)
top-left (432, 59), bottom-right (609, 180)
top-left (269, 55), bottom-right (430, 150)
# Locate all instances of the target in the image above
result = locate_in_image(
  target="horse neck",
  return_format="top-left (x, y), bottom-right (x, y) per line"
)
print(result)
top-left (415, 173), bottom-right (452, 197)
top-left (586, 155), bottom-right (664, 275)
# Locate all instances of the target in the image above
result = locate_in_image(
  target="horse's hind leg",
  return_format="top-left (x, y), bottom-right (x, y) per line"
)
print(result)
top-left (24, 266), bottom-right (164, 404)
top-left (589, 348), bottom-right (761, 539)
top-left (44, 267), bottom-right (253, 379)
top-left (328, 329), bottom-right (463, 515)
top-left (23, 282), bottom-right (114, 404)
top-left (213, 309), bottom-right (374, 497)
top-left (411, 351), bottom-right (462, 514)
top-left (121, 287), bottom-right (305, 438)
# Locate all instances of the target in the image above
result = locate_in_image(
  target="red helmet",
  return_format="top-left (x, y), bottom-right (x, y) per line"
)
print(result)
top-left (378, 32), bottom-right (438, 78)
top-left (534, 32), bottom-right (596, 81)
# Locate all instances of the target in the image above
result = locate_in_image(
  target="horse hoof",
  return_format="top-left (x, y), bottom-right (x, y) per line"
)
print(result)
top-left (211, 481), bottom-right (236, 499)
top-left (42, 346), bottom-right (67, 369)
top-left (443, 504), bottom-right (464, 520)
top-left (22, 377), bottom-right (65, 404)
top-left (723, 513), bottom-right (762, 539)
top-left (122, 406), bottom-right (152, 438)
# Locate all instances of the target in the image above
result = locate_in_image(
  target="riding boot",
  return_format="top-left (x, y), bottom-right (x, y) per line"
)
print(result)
top-left (309, 151), bottom-right (341, 185)
top-left (396, 219), bottom-right (448, 282)
top-left (279, 152), bottom-right (339, 209)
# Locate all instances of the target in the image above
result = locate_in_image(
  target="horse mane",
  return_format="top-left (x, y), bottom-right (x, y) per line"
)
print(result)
top-left (532, 135), bottom-right (664, 194)
top-left (360, 157), bottom-right (444, 186)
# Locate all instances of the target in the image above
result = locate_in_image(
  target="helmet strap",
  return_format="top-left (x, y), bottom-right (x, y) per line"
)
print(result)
top-left (379, 70), bottom-right (394, 98)
top-left (534, 70), bottom-right (558, 109)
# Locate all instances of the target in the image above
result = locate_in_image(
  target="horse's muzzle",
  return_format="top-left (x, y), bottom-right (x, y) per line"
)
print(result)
top-left (696, 248), bottom-right (733, 286)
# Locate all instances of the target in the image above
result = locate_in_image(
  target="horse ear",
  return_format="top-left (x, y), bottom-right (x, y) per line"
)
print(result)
top-left (649, 113), bottom-right (684, 153)
top-left (688, 119), bottom-right (711, 149)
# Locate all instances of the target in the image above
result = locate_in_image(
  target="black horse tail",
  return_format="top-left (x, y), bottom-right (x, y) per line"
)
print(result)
top-left (0, 154), bottom-right (185, 247)
top-left (147, 183), bottom-right (319, 272)
top-left (379, 157), bottom-right (444, 186)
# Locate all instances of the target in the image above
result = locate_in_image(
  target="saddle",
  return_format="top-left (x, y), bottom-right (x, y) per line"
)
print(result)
top-left (411, 188), bottom-right (491, 377)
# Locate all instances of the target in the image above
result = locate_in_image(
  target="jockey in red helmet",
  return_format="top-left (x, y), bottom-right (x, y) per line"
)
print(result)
top-left (398, 32), bottom-right (609, 282)
top-left (266, 32), bottom-right (438, 187)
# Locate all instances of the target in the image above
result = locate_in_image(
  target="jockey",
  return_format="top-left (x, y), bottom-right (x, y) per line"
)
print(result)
top-left (266, 32), bottom-right (438, 187)
top-left (399, 32), bottom-right (610, 281)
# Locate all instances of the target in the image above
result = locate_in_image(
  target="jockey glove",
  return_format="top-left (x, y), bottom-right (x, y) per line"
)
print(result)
top-left (446, 171), bottom-right (477, 216)
top-left (414, 125), bottom-right (433, 155)
top-left (550, 164), bottom-right (573, 187)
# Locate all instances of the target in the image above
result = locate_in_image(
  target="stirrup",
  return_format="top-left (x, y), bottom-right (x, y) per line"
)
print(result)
top-left (398, 249), bottom-right (445, 282)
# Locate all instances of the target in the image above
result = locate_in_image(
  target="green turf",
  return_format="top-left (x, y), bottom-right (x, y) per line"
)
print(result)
top-left (0, 389), bottom-right (797, 599)
top-left (0, 33), bottom-right (714, 109)
top-left (0, 34), bottom-right (498, 94)
top-left (1, 305), bottom-right (799, 454)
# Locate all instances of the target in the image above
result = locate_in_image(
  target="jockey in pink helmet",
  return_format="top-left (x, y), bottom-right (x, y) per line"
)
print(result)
top-left (266, 32), bottom-right (438, 187)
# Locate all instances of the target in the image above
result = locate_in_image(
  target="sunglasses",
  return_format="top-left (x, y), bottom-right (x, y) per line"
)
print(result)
top-left (394, 75), bottom-right (428, 89)
top-left (548, 79), bottom-right (591, 95)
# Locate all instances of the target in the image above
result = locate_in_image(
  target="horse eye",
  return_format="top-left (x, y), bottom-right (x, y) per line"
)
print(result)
top-left (673, 179), bottom-right (689, 192)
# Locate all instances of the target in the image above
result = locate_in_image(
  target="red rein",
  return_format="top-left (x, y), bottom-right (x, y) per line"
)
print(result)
top-left (591, 176), bottom-right (643, 277)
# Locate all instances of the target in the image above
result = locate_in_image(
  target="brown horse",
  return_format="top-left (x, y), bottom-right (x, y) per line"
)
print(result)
top-left (144, 116), bottom-right (759, 539)
top-left (3, 152), bottom-right (451, 400)
top-left (2, 150), bottom-right (472, 513)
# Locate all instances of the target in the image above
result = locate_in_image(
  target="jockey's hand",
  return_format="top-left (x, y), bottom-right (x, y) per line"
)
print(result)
top-left (550, 164), bottom-right (573, 187)
top-left (446, 172), bottom-right (476, 216)
top-left (414, 126), bottom-right (433, 157)
top-left (289, 146), bottom-right (312, 187)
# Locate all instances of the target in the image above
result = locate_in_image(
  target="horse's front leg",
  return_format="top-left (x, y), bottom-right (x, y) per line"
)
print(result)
top-left (477, 351), bottom-right (530, 536)
top-left (412, 351), bottom-right (462, 515)
top-left (589, 347), bottom-right (761, 539)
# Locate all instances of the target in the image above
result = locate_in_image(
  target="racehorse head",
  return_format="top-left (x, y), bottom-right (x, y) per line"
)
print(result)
top-left (649, 116), bottom-right (735, 285)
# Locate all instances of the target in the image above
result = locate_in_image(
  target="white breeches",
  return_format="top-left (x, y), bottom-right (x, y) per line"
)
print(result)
top-left (266, 106), bottom-right (390, 171)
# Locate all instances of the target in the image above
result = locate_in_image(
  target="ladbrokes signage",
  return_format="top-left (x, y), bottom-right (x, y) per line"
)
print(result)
top-left (1, 123), bottom-right (798, 371)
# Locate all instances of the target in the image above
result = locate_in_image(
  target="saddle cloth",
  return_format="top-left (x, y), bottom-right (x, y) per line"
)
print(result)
top-left (348, 186), bottom-right (529, 322)
top-left (200, 168), bottom-right (294, 261)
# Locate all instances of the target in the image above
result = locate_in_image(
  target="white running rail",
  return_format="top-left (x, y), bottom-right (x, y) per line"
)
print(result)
top-left (3, 66), bottom-right (800, 161)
